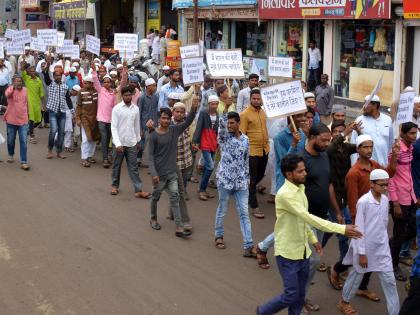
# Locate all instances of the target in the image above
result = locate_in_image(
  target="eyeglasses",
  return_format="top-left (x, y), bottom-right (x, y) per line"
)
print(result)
top-left (374, 182), bottom-right (389, 188)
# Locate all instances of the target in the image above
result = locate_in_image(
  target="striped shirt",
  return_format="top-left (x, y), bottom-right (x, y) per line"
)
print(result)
top-left (388, 139), bottom-right (417, 206)
top-left (174, 118), bottom-right (193, 170)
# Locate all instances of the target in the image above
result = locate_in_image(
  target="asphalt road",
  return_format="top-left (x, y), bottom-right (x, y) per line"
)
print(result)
top-left (0, 126), bottom-right (410, 315)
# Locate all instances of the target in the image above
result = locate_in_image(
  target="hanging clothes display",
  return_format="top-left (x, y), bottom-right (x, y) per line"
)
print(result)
top-left (373, 28), bottom-right (387, 53)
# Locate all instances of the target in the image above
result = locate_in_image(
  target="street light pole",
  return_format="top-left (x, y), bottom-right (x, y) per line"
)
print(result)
top-left (193, 0), bottom-right (198, 43)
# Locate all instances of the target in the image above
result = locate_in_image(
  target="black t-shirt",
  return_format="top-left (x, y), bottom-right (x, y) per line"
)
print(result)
top-left (301, 149), bottom-right (331, 219)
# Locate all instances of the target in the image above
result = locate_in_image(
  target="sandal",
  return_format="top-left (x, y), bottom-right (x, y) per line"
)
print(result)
top-left (189, 177), bottom-right (199, 183)
top-left (337, 300), bottom-right (359, 315)
top-left (175, 229), bottom-right (192, 238)
top-left (110, 187), bottom-right (119, 195)
top-left (399, 257), bottom-right (413, 267)
top-left (243, 246), bottom-right (257, 258)
top-left (81, 160), bottom-right (91, 167)
top-left (87, 157), bottom-right (96, 164)
top-left (256, 246), bottom-right (270, 269)
top-left (199, 192), bottom-right (208, 201)
top-left (134, 191), bottom-right (151, 199)
top-left (103, 160), bottom-right (111, 169)
top-left (251, 208), bottom-right (265, 219)
top-left (317, 262), bottom-right (327, 272)
top-left (356, 290), bottom-right (380, 302)
top-left (215, 237), bottom-right (226, 249)
top-left (304, 300), bottom-right (320, 311)
top-left (393, 268), bottom-right (407, 282)
top-left (326, 266), bottom-right (343, 290)
top-left (150, 220), bottom-right (161, 230)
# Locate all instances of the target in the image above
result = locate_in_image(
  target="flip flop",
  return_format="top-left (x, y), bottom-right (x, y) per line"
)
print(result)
top-left (134, 191), bottom-right (151, 199)
top-left (356, 290), bottom-right (380, 302)
top-left (150, 221), bottom-right (161, 230)
top-left (215, 237), bottom-right (226, 249)
top-left (326, 266), bottom-right (343, 290)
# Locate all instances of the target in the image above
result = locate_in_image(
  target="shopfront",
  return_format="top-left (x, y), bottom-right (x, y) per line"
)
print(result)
top-left (403, 0), bottom-right (420, 95)
top-left (259, 0), bottom-right (397, 105)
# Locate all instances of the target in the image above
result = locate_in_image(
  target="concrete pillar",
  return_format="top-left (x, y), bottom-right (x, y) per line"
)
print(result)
top-left (133, 0), bottom-right (146, 39)
top-left (413, 27), bottom-right (420, 94)
top-left (393, 19), bottom-right (403, 100)
top-left (323, 20), bottom-right (333, 79)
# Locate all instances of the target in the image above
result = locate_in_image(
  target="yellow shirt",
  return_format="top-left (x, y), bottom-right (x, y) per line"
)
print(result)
top-left (217, 100), bottom-right (236, 116)
top-left (274, 179), bottom-right (346, 259)
top-left (239, 105), bottom-right (269, 156)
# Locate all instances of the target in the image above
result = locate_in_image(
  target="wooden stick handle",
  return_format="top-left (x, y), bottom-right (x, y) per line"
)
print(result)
top-left (290, 115), bottom-right (297, 133)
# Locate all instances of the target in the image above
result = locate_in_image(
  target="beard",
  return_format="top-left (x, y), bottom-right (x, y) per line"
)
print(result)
top-left (313, 143), bottom-right (326, 152)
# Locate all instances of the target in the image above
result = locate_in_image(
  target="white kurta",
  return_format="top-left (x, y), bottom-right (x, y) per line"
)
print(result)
top-left (343, 191), bottom-right (393, 273)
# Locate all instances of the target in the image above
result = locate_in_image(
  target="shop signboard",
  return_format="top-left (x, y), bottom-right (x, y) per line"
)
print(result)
top-left (403, 0), bottom-right (420, 19)
top-left (173, 0), bottom-right (256, 9)
top-left (20, 0), bottom-right (39, 9)
top-left (206, 49), bottom-right (245, 79)
top-left (147, 0), bottom-right (160, 33)
top-left (182, 57), bottom-right (204, 86)
top-left (261, 80), bottom-right (306, 118)
top-left (258, 0), bottom-right (391, 19)
top-left (50, 0), bottom-right (87, 20)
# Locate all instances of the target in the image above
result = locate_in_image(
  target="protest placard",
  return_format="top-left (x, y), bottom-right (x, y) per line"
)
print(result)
top-left (206, 49), bottom-right (245, 79)
top-left (37, 29), bottom-right (58, 46)
top-left (114, 33), bottom-right (138, 52)
top-left (182, 57), bottom-right (204, 86)
top-left (86, 35), bottom-right (100, 56)
top-left (70, 45), bottom-right (80, 59)
top-left (180, 44), bottom-right (200, 59)
top-left (56, 39), bottom-right (74, 55)
top-left (56, 31), bottom-right (65, 47)
top-left (11, 29), bottom-right (31, 46)
top-left (268, 56), bottom-right (293, 78)
top-left (6, 41), bottom-right (24, 55)
top-left (30, 37), bottom-right (47, 52)
top-left (396, 91), bottom-right (416, 127)
top-left (5, 29), bottom-right (16, 39)
top-left (0, 42), bottom-right (4, 59)
top-left (260, 80), bottom-right (306, 118)
top-left (363, 75), bottom-right (383, 109)
top-left (120, 51), bottom-right (135, 61)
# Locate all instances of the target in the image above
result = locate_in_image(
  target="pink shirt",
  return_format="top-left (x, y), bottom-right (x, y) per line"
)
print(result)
top-left (93, 70), bottom-right (116, 123)
top-left (132, 89), bottom-right (141, 106)
top-left (4, 86), bottom-right (28, 126)
top-left (388, 139), bottom-right (417, 205)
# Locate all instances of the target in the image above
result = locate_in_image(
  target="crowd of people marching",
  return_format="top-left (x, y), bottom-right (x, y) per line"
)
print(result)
top-left (0, 46), bottom-right (419, 315)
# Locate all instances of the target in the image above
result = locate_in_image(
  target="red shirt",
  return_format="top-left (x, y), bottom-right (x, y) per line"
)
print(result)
top-left (4, 86), bottom-right (28, 126)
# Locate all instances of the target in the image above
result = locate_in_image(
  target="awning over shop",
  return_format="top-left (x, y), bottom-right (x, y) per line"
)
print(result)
top-left (172, 0), bottom-right (257, 9)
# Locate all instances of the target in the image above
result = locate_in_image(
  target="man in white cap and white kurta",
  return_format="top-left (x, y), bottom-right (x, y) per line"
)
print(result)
top-left (338, 169), bottom-right (400, 315)
top-left (157, 65), bottom-right (171, 92)
top-left (350, 95), bottom-right (394, 166)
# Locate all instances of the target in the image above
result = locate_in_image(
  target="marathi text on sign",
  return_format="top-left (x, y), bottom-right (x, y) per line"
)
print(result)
top-left (205, 49), bottom-right (245, 79)
top-left (182, 57), bottom-right (204, 86)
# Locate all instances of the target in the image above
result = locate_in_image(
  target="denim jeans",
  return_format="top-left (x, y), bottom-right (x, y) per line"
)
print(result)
top-left (342, 268), bottom-right (400, 315)
top-left (7, 123), bottom-right (28, 163)
top-left (259, 232), bottom-right (275, 252)
top-left (199, 150), bottom-right (214, 192)
top-left (111, 145), bottom-right (143, 193)
top-left (138, 129), bottom-right (148, 162)
top-left (98, 122), bottom-right (111, 161)
top-left (48, 110), bottom-right (66, 153)
top-left (258, 256), bottom-right (310, 315)
top-left (215, 186), bottom-right (253, 249)
top-left (150, 171), bottom-right (183, 228)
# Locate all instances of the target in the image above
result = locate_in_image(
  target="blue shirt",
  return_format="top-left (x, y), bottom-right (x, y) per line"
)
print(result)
top-left (412, 139), bottom-right (420, 200)
top-left (410, 209), bottom-right (420, 279)
top-left (216, 114), bottom-right (249, 191)
top-left (158, 82), bottom-right (184, 110)
top-left (0, 68), bottom-right (11, 86)
top-left (66, 75), bottom-right (80, 91)
top-left (274, 127), bottom-right (306, 191)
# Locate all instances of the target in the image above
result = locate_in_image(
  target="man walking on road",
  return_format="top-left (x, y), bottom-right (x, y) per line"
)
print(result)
top-left (214, 109), bottom-right (256, 257)
top-left (4, 75), bottom-right (30, 170)
top-left (240, 89), bottom-right (269, 219)
top-left (257, 153), bottom-right (362, 315)
top-left (148, 99), bottom-right (198, 238)
top-left (46, 70), bottom-right (73, 160)
top-left (110, 85), bottom-right (151, 199)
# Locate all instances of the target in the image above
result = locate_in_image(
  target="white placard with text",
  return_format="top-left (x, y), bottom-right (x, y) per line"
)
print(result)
top-left (182, 57), bottom-right (204, 86)
top-left (205, 49), bottom-right (245, 78)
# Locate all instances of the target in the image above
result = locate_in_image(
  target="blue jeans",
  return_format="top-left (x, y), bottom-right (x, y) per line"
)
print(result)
top-left (199, 150), bottom-right (214, 192)
top-left (6, 123), bottom-right (28, 163)
top-left (259, 232), bottom-right (275, 252)
top-left (48, 110), bottom-right (66, 153)
top-left (215, 186), bottom-right (253, 249)
top-left (258, 256), bottom-right (310, 315)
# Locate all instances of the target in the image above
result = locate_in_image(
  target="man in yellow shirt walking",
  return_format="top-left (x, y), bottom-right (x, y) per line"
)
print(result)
top-left (257, 154), bottom-right (362, 315)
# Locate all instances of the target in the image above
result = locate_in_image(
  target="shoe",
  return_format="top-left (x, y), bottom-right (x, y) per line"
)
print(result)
top-left (7, 156), bottom-right (14, 163)
top-left (20, 163), bottom-right (30, 171)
